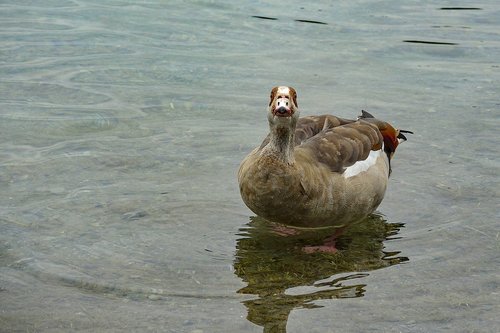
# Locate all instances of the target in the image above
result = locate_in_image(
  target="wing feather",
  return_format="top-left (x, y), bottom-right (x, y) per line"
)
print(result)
top-left (297, 117), bottom-right (383, 172)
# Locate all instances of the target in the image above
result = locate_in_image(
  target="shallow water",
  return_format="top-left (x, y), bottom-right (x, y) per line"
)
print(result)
top-left (1, 1), bottom-right (499, 332)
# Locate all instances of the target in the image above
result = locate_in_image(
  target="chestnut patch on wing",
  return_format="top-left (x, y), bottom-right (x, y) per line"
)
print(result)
top-left (359, 116), bottom-right (400, 159)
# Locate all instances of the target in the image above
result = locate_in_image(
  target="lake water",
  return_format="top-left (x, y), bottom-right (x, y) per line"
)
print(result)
top-left (1, 1), bottom-right (499, 332)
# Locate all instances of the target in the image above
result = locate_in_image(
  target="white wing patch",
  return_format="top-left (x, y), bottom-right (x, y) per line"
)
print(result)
top-left (343, 149), bottom-right (383, 178)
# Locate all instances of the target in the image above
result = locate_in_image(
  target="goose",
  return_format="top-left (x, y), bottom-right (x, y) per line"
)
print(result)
top-left (238, 86), bottom-right (411, 228)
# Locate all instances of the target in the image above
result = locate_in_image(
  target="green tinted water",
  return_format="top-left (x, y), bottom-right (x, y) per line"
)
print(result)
top-left (1, 1), bottom-right (498, 332)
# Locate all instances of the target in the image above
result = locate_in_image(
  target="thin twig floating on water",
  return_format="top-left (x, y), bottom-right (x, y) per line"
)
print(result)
top-left (403, 40), bottom-right (458, 45)
top-left (440, 7), bottom-right (482, 10)
top-left (251, 15), bottom-right (278, 20)
top-left (294, 19), bottom-right (328, 25)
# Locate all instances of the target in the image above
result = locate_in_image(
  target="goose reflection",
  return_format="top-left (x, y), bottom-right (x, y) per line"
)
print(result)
top-left (233, 214), bottom-right (408, 333)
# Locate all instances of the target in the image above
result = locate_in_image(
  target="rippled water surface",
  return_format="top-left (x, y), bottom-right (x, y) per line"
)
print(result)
top-left (1, 1), bottom-right (499, 332)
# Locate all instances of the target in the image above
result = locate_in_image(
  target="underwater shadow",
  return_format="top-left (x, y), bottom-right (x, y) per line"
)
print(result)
top-left (233, 214), bottom-right (408, 333)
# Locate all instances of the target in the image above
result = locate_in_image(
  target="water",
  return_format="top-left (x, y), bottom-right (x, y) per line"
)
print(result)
top-left (0, 1), bottom-right (498, 332)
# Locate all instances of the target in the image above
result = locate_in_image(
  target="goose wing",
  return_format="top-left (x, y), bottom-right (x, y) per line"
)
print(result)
top-left (297, 116), bottom-right (383, 173)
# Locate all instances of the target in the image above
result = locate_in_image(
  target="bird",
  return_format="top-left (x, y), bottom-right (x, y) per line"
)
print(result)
top-left (238, 86), bottom-right (411, 229)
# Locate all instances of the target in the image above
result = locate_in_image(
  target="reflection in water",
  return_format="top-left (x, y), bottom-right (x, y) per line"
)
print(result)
top-left (234, 214), bottom-right (408, 333)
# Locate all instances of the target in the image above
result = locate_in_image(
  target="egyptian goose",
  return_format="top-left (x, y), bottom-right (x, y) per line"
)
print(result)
top-left (238, 86), bottom-right (411, 228)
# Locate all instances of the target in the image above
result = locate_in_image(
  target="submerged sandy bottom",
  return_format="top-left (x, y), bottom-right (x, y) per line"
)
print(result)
top-left (0, 1), bottom-right (498, 332)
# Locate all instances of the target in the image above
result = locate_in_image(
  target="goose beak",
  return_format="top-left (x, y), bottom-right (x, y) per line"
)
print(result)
top-left (272, 97), bottom-right (293, 117)
top-left (273, 105), bottom-right (292, 117)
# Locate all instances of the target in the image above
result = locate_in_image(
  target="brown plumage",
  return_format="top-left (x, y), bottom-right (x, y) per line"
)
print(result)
top-left (238, 86), bottom-right (411, 228)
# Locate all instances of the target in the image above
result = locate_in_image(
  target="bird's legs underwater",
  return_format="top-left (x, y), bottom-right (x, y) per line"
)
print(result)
top-left (270, 222), bottom-right (347, 254)
top-left (302, 226), bottom-right (346, 254)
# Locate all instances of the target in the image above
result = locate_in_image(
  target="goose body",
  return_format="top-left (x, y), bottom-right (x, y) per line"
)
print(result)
top-left (238, 86), bottom-right (410, 228)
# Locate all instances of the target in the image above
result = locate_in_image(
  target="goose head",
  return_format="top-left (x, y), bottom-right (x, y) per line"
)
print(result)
top-left (267, 86), bottom-right (299, 129)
